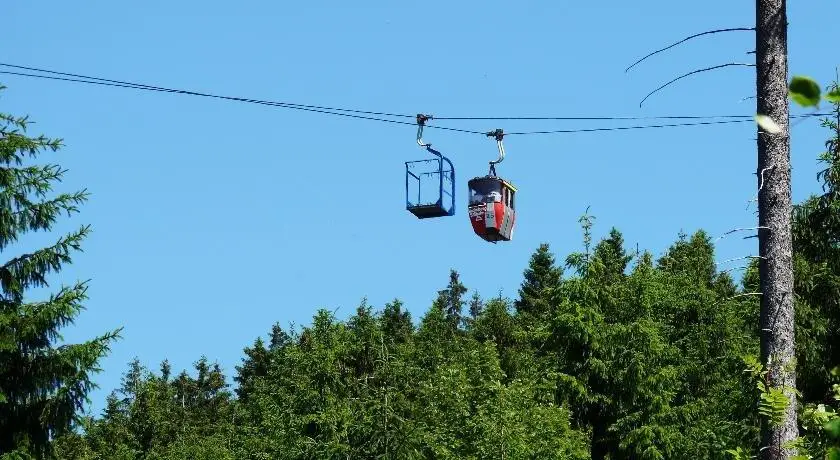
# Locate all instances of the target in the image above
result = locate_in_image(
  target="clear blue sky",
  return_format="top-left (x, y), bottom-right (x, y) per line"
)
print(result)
top-left (4, 1), bottom-right (838, 414)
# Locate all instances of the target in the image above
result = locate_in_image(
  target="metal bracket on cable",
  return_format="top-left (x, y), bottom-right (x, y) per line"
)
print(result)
top-left (416, 114), bottom-right (433, 148)
top-left (486, 128), bottom-right (505, 176)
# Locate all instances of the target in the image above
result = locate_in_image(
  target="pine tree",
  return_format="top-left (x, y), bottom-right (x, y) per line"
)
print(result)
top-left (471, 297), bottom-right (525, 379)
top-left (433, 269), bottom-right (467, 332)
top-left (233, 322), bottom-right (291, 401)
top-left (234, 337), bottom-right (270, 401)
top-left (515, 243), bottom-right (562, 323)
top-left (468, 291), bottom-right (484, 320)
top-left (0, 85), bottom-right (120, 458)
top-left (591, 228), bottom-right (632, 286)
top-left (657, 230), bottom-right (717, 287)
top-left (791, 82), bottom-right (840, 405)
top-left (269, 322), bottom-right (291, 351)
top-left (380, 299), bottom-right (413, 345)
top-left (60, 357), bottom-right (236, 459)
top-left (348, 299), bottom-right (378, 377)
top-left (793, 78), bottom-right (840, 269)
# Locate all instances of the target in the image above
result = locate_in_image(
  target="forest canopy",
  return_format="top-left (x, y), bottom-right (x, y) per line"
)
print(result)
top-left (1, 82), bottom-right (839, 459)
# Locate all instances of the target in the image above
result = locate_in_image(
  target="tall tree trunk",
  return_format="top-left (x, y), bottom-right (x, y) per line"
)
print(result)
top-left (589, 412), bottom-right (611, 460)
top-left (755, 0), bottom-right (798, 457)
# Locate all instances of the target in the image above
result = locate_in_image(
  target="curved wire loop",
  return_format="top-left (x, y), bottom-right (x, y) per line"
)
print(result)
top-left (486, 129), bottom-right (505, 176)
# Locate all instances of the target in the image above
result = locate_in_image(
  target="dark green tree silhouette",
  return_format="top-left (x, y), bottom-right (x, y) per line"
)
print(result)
top-left (432, 269), bottom-right (468, 332)
top-left (0, 85), bottom-right (120, 458)
top-left (791, 79), bottom-right (840, 405)
top-left (515, 243), bottom-right (562, 322)
top-left (467, 291), bottom-right (484, 322)
top-left (380, 298), bottom-right (413, 345)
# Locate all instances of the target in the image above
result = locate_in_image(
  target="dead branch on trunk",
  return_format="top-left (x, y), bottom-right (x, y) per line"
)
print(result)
top-left (714, 226), bottom-right (770, 242)
top-left (717, 255), bottom-right (766, 266)
top-left (639, 63), bottom-right (756, 107)
top-left (625, 27), bottom-right (755, 72)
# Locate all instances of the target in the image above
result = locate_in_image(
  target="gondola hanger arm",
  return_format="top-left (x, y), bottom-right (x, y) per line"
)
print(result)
top-left (416, 114), bottom-right (433, 148)
top-left (487, 129), bottom-right (505, 164)
top-left (486, 129), bottom-right (505, 175)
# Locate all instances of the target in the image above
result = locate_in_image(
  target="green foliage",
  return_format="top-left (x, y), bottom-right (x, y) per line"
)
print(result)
top-left (53, 356), bottom-right (236, 459)
top-left (380, 299), bottom-right (413, 345)
top-left (789, 75), bottom-right (823, 107)
top-left (725, 446), bottom-right (755, 459)
top-left (9, 75), bottom-right (840, 459)
top-left (788, 75), bottom-right (840, 107)
top-left (434, 270), bottom-right (468, 332)
top-left (528, 218), bottom-right (758, 458)
top-left (0, 85), bottom-right (120, 459)
top-left (756, 74), bottom-right (838, 132)
top-left (515, 243), bottom-right (562, 319)
top-left (794, 367), bottom-right (840, 459)
top-left (793, 79), bottom-right (840, 405)
top-left (743, 355), bottom-right (799, 429)
top-left (46, 185), bottom-right (840, 458)
top-left (731, 76), bottom-right (840, 460)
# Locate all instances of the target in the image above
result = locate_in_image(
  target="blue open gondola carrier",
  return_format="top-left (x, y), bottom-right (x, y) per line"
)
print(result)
top-left (405, 114), bottom-right (455, 218)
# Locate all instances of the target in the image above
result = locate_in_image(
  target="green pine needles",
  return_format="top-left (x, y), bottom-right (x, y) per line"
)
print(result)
top-left (0, 84), bottom-right (120, 459)
top-left (0, 75), bottom-right (838, 459)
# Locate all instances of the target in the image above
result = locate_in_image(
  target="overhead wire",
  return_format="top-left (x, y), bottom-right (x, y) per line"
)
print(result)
top-left (0, 62), bottom-right (831, 137)
top-left (503, 114), bottom-right (826, 135)
top-left (0, 69), bottom-right (487, 135)
top-left (433, 115), bottom-right (756, 120)
top-left (0, 62), bottom-right (762, 122)
top-left (0, 62), bottom-right (415, 119)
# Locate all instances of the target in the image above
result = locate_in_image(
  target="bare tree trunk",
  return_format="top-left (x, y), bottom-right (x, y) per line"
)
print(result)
top-left (755, 0), bottom-right (798, 457)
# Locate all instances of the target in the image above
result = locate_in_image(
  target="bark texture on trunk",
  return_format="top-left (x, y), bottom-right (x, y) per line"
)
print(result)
top-left (755, 0), bottom-right (798, 457)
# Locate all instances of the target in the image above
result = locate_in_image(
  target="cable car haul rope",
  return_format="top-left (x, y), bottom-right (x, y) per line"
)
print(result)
top-left (1, 62), bottom-right (828, 136)
top-left (0, 62), bottom-right (832, 244)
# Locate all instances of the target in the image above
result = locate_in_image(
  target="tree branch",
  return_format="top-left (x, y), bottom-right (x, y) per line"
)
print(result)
top-left (716, 255), bottom-right (765, 266)
top-left (721, 266), bottom-right (749, 274)
top-left (625, 27), bottom-right (755, 72)
top-left (713, 292), bottom-right (762, 307)
top-left (729, 292), bottom-right (763, 300)
top-left (639, 63), bottom-right (756, 107)
top-left (714, 226), bottom-right (770, 242)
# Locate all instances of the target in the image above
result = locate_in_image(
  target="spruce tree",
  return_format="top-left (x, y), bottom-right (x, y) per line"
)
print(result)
top-left (348, 300), bottom-right (378, 377)
top-left (269, 322), bottom-right (291, 350)
top-left (468, 291), bottom-right (484, 321)
top-left (515, 243), bottom-right (562, 322)
top-left (590, 228), bottom-right (632, 287)
top-left (234, 337), bottom-right (269, 401)
top-left (0, 85), bottom-right (120, 458)
top-left (380, 299), bottom-right (412, 345)
top-left (433, 269), bottom-right (467, 332)
top-left (791, 82), bottom-right (840, 404)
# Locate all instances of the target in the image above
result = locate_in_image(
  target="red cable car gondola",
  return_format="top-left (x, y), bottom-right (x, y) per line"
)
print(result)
top-left (468, 129), bottom-right (516, 243)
